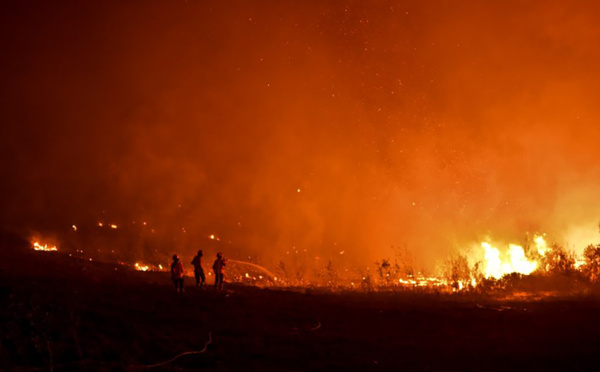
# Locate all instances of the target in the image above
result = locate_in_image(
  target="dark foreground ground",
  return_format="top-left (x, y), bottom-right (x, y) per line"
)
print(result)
top-left (2, 237), bottom-right (600, 371)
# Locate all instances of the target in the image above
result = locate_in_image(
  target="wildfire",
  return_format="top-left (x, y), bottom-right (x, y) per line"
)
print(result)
top-left (26, 226), bottom-right (598, 294)
top-left (481, 242), bottom-right (537, 279)
top-left (33, 242), bottom-right (58, 252)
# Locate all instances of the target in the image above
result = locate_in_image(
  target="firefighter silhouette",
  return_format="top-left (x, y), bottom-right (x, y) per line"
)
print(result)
top-left (212, 252), bottom-right (226, 290)
top-left (191, 250), bottom-right (205, 287)
top-left (171, 254), bottom-right (185, 293)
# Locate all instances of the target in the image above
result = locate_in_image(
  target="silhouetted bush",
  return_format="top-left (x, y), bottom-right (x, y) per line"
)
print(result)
top-left (375, 259), bottom-right (401, 284)
top-left (448, 255), bottom-right (471, 290)
top-left (583, 244), bottom-right (600, 282)
top-left (541, 244), bottom-right (575, 274)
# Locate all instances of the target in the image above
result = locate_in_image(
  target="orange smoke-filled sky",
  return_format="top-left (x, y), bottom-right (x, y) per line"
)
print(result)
top-left (2, 0), bottom-right (600, 268)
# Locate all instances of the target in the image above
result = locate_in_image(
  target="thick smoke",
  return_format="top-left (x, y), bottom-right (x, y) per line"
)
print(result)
top-left (2, 1), bottom-right (600, 273)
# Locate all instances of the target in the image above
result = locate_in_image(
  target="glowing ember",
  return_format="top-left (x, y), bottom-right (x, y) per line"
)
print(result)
top-left (110, 224), bottom-right (118, 229)
top-left (134, 262), bottom-right (150, 271)
top-left (133, 262), bottom-right (167, 272)
top-left (33, 242), bottom-right (58, 252)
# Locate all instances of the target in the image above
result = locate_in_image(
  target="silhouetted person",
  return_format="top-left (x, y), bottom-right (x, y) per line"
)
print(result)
top-left (171, 254), bottom-right (185, 293)
top-left (213, 252), bottom-right (226, 290)
top-left (191, 250), bottom-right (205, 287)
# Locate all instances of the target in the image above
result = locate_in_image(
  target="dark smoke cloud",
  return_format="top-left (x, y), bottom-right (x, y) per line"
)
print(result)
top-left (2, 1), bottom-right (600, 271)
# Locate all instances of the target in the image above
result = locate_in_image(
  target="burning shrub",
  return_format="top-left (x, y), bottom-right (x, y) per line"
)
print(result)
top-left (583, 244), bottom-right (600, 282)
top-left (375, 259), bottom-right (401, 284)
top-left (541, 243), bottom-right (576, 274)
top-left (449, 255), bottom-right (470, 289)
top-left (374, 246), bottom-right (416, 287)
top-left (442, 254), bottom-right (480, 291)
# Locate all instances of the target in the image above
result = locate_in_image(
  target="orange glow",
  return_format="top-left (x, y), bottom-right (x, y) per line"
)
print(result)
top-left (4, 2), bottom-right (600, 292)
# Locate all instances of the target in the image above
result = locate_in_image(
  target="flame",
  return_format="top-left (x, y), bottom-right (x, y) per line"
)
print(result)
top-left (134, 262), bottom-right (150, 271)
top-left (534, 235), bottom-right (548, 256)
top-left (398, 275), bottom-right (446, 288)
top-left (133, 262), bottom-right (167, 272)
top-left (33, 242), bottom-right (58, 252)
top-left (481, 236), bottom-right (544, 279)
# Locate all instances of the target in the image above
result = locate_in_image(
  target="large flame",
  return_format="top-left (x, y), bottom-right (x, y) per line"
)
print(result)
top-left (480, 235), bottom-right (551, 280)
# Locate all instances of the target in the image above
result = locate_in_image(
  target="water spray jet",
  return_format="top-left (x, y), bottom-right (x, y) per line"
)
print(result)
top-left (228, 259), bottom-right (276, 280)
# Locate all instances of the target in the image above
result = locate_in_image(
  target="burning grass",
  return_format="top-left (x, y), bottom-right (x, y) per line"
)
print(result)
top-left (25, 225), bottom-right (600, 299)
top-left (32, 241), bottom-right (58, 252)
